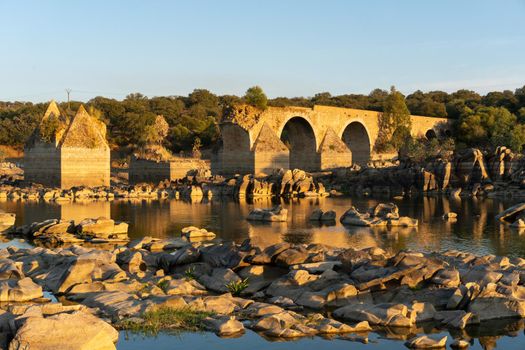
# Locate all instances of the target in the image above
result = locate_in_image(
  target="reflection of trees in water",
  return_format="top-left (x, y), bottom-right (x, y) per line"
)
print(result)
top-left (7, 194), bottom-right (525, 258)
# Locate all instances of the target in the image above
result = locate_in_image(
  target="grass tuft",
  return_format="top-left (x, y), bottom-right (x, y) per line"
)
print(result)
top-left (120, 306), bottom-right (213, 335)
top-left (225, 278), bottom-right (249, 296)
top-left (184, 266), bottom-right (196, 281)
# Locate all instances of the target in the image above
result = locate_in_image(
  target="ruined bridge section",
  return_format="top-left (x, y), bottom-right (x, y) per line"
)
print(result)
top-left (215, 104), bottom-right (449, 175)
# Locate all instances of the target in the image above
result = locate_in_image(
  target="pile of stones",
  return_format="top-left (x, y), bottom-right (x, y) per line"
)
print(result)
top-left (340, 203), bottom-right (418, 227)
top-left (7, 217), bottom-right (129, 245)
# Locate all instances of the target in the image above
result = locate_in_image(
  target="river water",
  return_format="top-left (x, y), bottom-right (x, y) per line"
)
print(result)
top-left (2, 195), bottom-right (525, 257)
top-left (2, 194), bottom-right (525, 349)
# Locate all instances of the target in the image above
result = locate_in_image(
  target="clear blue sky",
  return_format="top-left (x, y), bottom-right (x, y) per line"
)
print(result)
top-left (1, 0), bottom-right (524, 102)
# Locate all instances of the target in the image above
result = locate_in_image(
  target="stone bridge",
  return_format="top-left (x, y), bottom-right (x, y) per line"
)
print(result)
top-left (215, 104), bottom-right (450, 175)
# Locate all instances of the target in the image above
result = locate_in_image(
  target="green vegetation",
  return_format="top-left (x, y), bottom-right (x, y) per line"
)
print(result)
top-left (156, 279), bottom-right (170, 292)
top-left (456, 106), bottom-right (525, 152)
top-left (400, 137), bottom-right (455, 163)
top-left (2, 84), bottom-right (525, 154)
top-left (244, 86), bottom-right (268, 110)
top-left (39, 114), bottom-right (61, 143)
top-left (375, 86), bottom-right (412, 152)
top-left (225, 278), bottom-right (249, 296)
top-left (120, 306), bottom-right (213, 335)
top-left (184, 266), bottom-right (196, 281)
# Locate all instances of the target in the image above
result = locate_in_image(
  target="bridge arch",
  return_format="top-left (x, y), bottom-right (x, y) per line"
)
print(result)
top-left (340, 121), bottom-right (371, 165)
top-left (279, 116), bottom-right (318, 171)
top-left (425, 129), bottom-right (437, 140)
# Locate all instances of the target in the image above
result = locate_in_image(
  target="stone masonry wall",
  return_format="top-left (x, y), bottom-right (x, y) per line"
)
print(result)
top-left (24, 142), bottom-right (61, 187)
top-left (129, 157), bottom-right (210, 184)
top-left (60, 147), bottom-right (110, 188)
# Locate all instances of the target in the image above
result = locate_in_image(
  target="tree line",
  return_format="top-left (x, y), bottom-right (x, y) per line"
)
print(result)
top-left (1, 85), bottom-right (525, 155)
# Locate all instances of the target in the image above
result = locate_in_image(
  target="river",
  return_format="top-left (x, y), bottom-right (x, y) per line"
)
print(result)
top-left (2, 194), bottom-right (525, 349)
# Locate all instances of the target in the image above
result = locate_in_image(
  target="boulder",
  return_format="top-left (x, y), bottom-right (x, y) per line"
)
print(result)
top-left (181, 226), bottom-right (216, 239)
top-left (203, 316), bottom-right (244, 336)
top-left (247, 206), bottom-right (288, 222)
top-left (0, 278), bottom-right (42, 302)
top-left (0, 212), bottom-right (16, 231)
top-left (9, 311), bottom-right (118, 350)
top-left (199, 268), bottom-right (241, 293)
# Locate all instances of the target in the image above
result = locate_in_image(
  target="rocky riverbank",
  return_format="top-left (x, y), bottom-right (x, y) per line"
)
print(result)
top-left (331, 147), bottom-right (525, 199)
top-left (1, 225), bottom-right (525, 348)
top-left (3, 147), bottom-right (525, 204)
top-left (0, 168), bottom-right (328, 203)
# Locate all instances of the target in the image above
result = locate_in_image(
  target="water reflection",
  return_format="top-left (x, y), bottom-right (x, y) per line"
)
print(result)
top-left (3, 195), bottom-right (525, 257)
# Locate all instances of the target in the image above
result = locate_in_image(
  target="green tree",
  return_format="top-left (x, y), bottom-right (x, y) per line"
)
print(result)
top-left (244, 86), bottom-right (268, 110)
top-left (375, 86), bottom-right (412, 151)
top-left (457, 106), bottom-right (524, 151)
top-left (145, 115), bottom-right (169, 145)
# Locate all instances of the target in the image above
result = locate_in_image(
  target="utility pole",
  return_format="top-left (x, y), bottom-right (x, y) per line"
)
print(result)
top-left (65, 88), bottom-right (72, 111)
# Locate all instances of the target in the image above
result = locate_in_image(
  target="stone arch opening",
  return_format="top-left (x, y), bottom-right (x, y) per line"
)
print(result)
top-left (425, 129), bottom-right (437, 140)
top-left (280, 117), bottom-right (318, 171)
top-left (342, 122), bottom-right (370, 165)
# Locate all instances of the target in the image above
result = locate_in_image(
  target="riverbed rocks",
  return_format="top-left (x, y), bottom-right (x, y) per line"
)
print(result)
top-left (340, 203), bottom-right (418, 228)
top-left (0, 277), bottom-right (42, 302)
top-left (0, 212), bottom-right (15, 232)
top-left (9, 309), bottom-right (118, 350)
top-left (247, 205), bottom-right (288, 222)
top-left (333, 147), bottom-right (525, 198)
top-left (0, 238), bottom-right (524, 347)
top-left (181, 226), bottom-right (216, 240)
top-left (309, 209), bottom-right (336, 222)
top-left (6, 217), bottom-right (129, 244)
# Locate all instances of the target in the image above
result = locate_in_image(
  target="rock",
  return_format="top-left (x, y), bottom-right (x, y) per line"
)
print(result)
top-left (0, 212), bottom-right (16, 231)
top-left (450, 339), bottom-right (470, 349)
top-left (181, 226), bottom-right (216, 239)
top-left (370, 203), bottom-right (399, 219)
top-left (309, 209), bottom-right (336, 222)
top-left (54, 258), bottom-right (96, 294)
top-left (405, 335), bottom-right (447, 349)
top-left (80, 291), bottom-right (147, 319)
top-left (309, 209), bottom-right (323, 221)
top-left (467, 287), bottom-right (525, 321)
top-left (450, 188), bottom-right (462, 199)
top-left (200, 243), bottom-right (244, 268)
top-left (238, 265), bottom-right (286, 294)
top-left (496, 203), bottom-right (525, 224)
top-left (274, 248), bottom-right (309, 267)
top-left (340, 207), bottom-right (386, 227)
top-left (334, 303), bottom-right (413, 327)
top-left (9, 311), bottom-right (118, 350)
top-left (388, 216), bottom-right (418, 227)
top-left (203, 316), bottom-right (244, 336)
top-left (431, 269), bottom-right (460, 288)
top-left (163, 278), bottom-right (207, 296)
top-left (249, 243), bottom-right (291, 264)
top-left (0, 278), bottom-right (42, 302)
top-left (77, 218), bottom-right (128, 240)
top-left (199, 268), bottom-right (241, 293)
top-left (442, 212), bottom-right (457, 220)
top-left (247, 205), bottom-right (288, 222)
